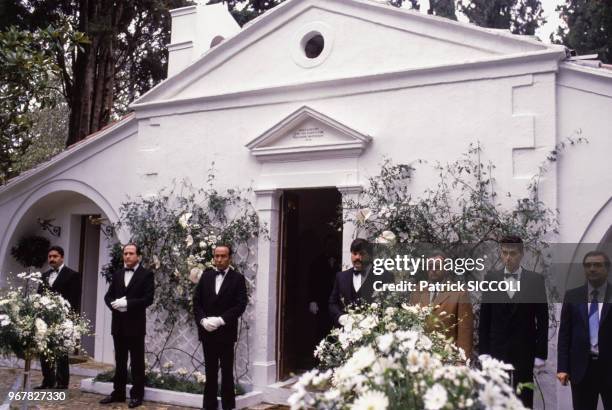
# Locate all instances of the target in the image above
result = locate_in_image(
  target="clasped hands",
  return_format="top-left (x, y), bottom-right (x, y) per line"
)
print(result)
top-left (200, 316), bottom-right (225, 332)
top-left (111, 296), bottom-right (127, 312)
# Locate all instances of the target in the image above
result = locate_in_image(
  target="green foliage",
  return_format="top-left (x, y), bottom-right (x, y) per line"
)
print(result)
top-left (94, 366), bottom-right (246, 395)
top-left (104, 174), bottom-right (264, 376)
top-left (10, 235), bottom-right (50, 268)
top-left (100, 242), bottom-right (124, 283)
top-left (0, 22), bottom-right (85, 183)
top-left (554, 0), bottom-right (612, 63)
top-left (458, 0), bottom-right (545, 35)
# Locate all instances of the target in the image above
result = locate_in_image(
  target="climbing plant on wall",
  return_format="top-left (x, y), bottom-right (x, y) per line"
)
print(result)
top-left (103, 173), bottom-right (266, 379)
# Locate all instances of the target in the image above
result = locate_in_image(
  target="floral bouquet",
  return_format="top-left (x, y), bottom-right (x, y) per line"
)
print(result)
top-left (290, 301), bottom-right (525, 410)
top-left (0, 272), bottom-right (90, 388)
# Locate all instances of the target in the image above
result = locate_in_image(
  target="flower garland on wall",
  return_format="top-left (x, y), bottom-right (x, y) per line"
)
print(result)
top-left (102, 176), bottom-right (266, 380)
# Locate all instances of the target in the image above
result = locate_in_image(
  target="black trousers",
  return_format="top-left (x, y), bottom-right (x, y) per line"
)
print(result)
top-left (202, 341), bottom-right (235, 410)
top-left (511, 364), bottom-right (535, 409)
top-left (112, 334), bottom-right (146, 400)
top-left (571, 356), bottom-right (612, 410)
top-left (40, 353), bottom-right (69, 387)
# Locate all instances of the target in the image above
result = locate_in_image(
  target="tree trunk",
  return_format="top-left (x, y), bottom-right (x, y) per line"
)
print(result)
top-left (66, 0), bottom-right (119, 147)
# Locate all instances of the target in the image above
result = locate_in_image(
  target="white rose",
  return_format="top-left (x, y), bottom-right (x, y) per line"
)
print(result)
top-left (375, 230), bottom-right (396, 244)
top-left (185, 234), bottom-right (194, 247)
top-left (178, 213), bottom-right (192, 228)
top-left (189, 267), bottom-right (203, 284)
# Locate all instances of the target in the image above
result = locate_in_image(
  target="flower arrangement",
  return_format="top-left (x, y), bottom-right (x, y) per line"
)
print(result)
top-left (0, 272), bottom-right (90, 388)
top-left (290, 301), bottom-right (525, 410)
top-left (314, 298), bottom-right (464, 371)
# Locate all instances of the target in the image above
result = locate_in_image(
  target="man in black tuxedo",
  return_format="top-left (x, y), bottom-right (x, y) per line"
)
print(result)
top-left (193, 244), bottom-right (247, 410)
top-left (35, 246), bottom-right (81, 390)
top-left (557, 250), bottom-right (612, 410)
top-left (329, 238), bottom-right (392, 326)
top-left (100, 243), bottom-right (154, 408)
top-left (478, 236), bottom-right (548, 408)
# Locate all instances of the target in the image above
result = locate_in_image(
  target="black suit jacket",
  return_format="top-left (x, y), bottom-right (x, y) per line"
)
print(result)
top-left (328, 267), bottom-right (393, 325)
top-left (478, 269), bottom-right (549, 371)
top-left (38, 266), bottom-right (82, 312)
top-left (557, 283), bottom-right (612, 384)
top-left (104, 266), bottom-right (154, 337)
top-left (193, 268), bottom-right (248, 344)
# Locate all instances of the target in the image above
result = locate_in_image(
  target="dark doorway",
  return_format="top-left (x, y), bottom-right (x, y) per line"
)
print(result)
top-left (78, 215), bottom-right (100, 357)
top-left (277, 188), bottom-right (342, 380)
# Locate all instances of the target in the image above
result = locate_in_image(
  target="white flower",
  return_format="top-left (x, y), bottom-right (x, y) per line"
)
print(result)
top-left (193, 371), bottom-right (206, 384)
top-left (351, 390), bottom-right (388, 410)
top-left (359, 316), bottom-right (378, 330)
top-left (162, 361), bottom-right (174, 370)
top-left (178, 213), bottom-right (192, 228)
top-left (34, 318), bottom-right (48, 339)
top-left (356, 208), bottom-right (372, 224)
top-left (176, 367), bottom-right (188, 377)
top-left (376, 334), bottom-right (394, 353)
top-left (199, 241), bottom-right (207, 249)
top-left (478, 382), bottom-right (503, 409)
top-left (153, 255), bottom-right (161, 269)
top-left (424, 383), bottom-right (448, 410)
top-left (375, 230), bottom-right (396, 244)
top-left (185, 234), bottom-right (194, 247)
top-left (0, 314), bottom-right (10, 327)
top-left (189, 267), bottom-right (203, 284)
top-left (347, 346), bottom-right (376, 372)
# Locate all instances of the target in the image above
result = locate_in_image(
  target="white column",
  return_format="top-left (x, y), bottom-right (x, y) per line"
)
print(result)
top-left (94, 230), bottom-right (115, 364)
top-left (338, 185), bottom-right (363, 268)
top-left (252, 189), bottom-right (281, 387)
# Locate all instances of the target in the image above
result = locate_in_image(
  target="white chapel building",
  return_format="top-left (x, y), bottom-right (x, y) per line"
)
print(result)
top-left (0, 0), bottom-right (611, 408)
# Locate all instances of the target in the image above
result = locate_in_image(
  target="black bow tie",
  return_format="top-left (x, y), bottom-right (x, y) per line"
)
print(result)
top-left (353, 269), bottom-right (362, 276)
top-left (216, 270), bottom-right (225, 276)
top-left (125, 268), bottom-right (134, 273)
top-left (504, 273), bottom-right (518, 280)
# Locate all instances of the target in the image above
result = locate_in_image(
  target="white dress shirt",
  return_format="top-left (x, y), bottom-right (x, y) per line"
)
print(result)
top-left (503, 266), bottom-right (522, 299)
top-left (215, 267), bottom-right (229, 294)
top-left (587, 282), bottom-right (606, 354)
top-left (353, 269), bottom-right (363, 292)
top-left (124, 264), bottom-right (139, 287)
top-left (49, 264), bottom-right (64, 287)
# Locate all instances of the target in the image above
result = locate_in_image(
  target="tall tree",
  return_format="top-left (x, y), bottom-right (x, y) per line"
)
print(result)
top-left (428, 0), bottom-right (457, 20)
top-left (555, 0), bottom-right (612, 63)
top-left (458, 0), bottom-right (545, 35)
top-left (0, 25), bottom-right (77, 183)
top-left (12, 0), bottom-right (191, 146)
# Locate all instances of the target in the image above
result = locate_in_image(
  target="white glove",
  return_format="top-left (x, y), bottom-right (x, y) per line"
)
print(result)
top-left (309, 302), bottom-right (319, 315)
top-left (209, 317), bottom-right (225, 328)
top-left (534, 358), bottom-right (546, 369)
top-left (201, 318), bottom-right (217, 332)
top-left (111, 297), bottom-right (127, 312)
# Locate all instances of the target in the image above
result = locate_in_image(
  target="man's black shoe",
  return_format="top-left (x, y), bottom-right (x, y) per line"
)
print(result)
top-left (128, 398), bottom-right (143, 408)
top-left (33, 384), bottom-right (53, 390)
top-left (99, 395), bottom-right (125, 404)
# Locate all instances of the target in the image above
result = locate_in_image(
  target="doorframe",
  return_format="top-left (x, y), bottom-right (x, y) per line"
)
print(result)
top-left (250, 184), bottom-right (362, 388)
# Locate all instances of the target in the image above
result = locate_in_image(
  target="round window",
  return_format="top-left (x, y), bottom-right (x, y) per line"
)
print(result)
top-left (303, 33), bottom-right (324, 59)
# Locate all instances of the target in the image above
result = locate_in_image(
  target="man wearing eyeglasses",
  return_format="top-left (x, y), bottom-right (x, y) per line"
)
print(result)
top-left (557, 250), bottom-right (612, 410)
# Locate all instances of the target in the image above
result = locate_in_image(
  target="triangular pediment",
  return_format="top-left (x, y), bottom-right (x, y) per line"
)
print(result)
top-left (246, 106), bottom-right (372, 162)
top-left (133, 0), bottom-right (563, 108)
